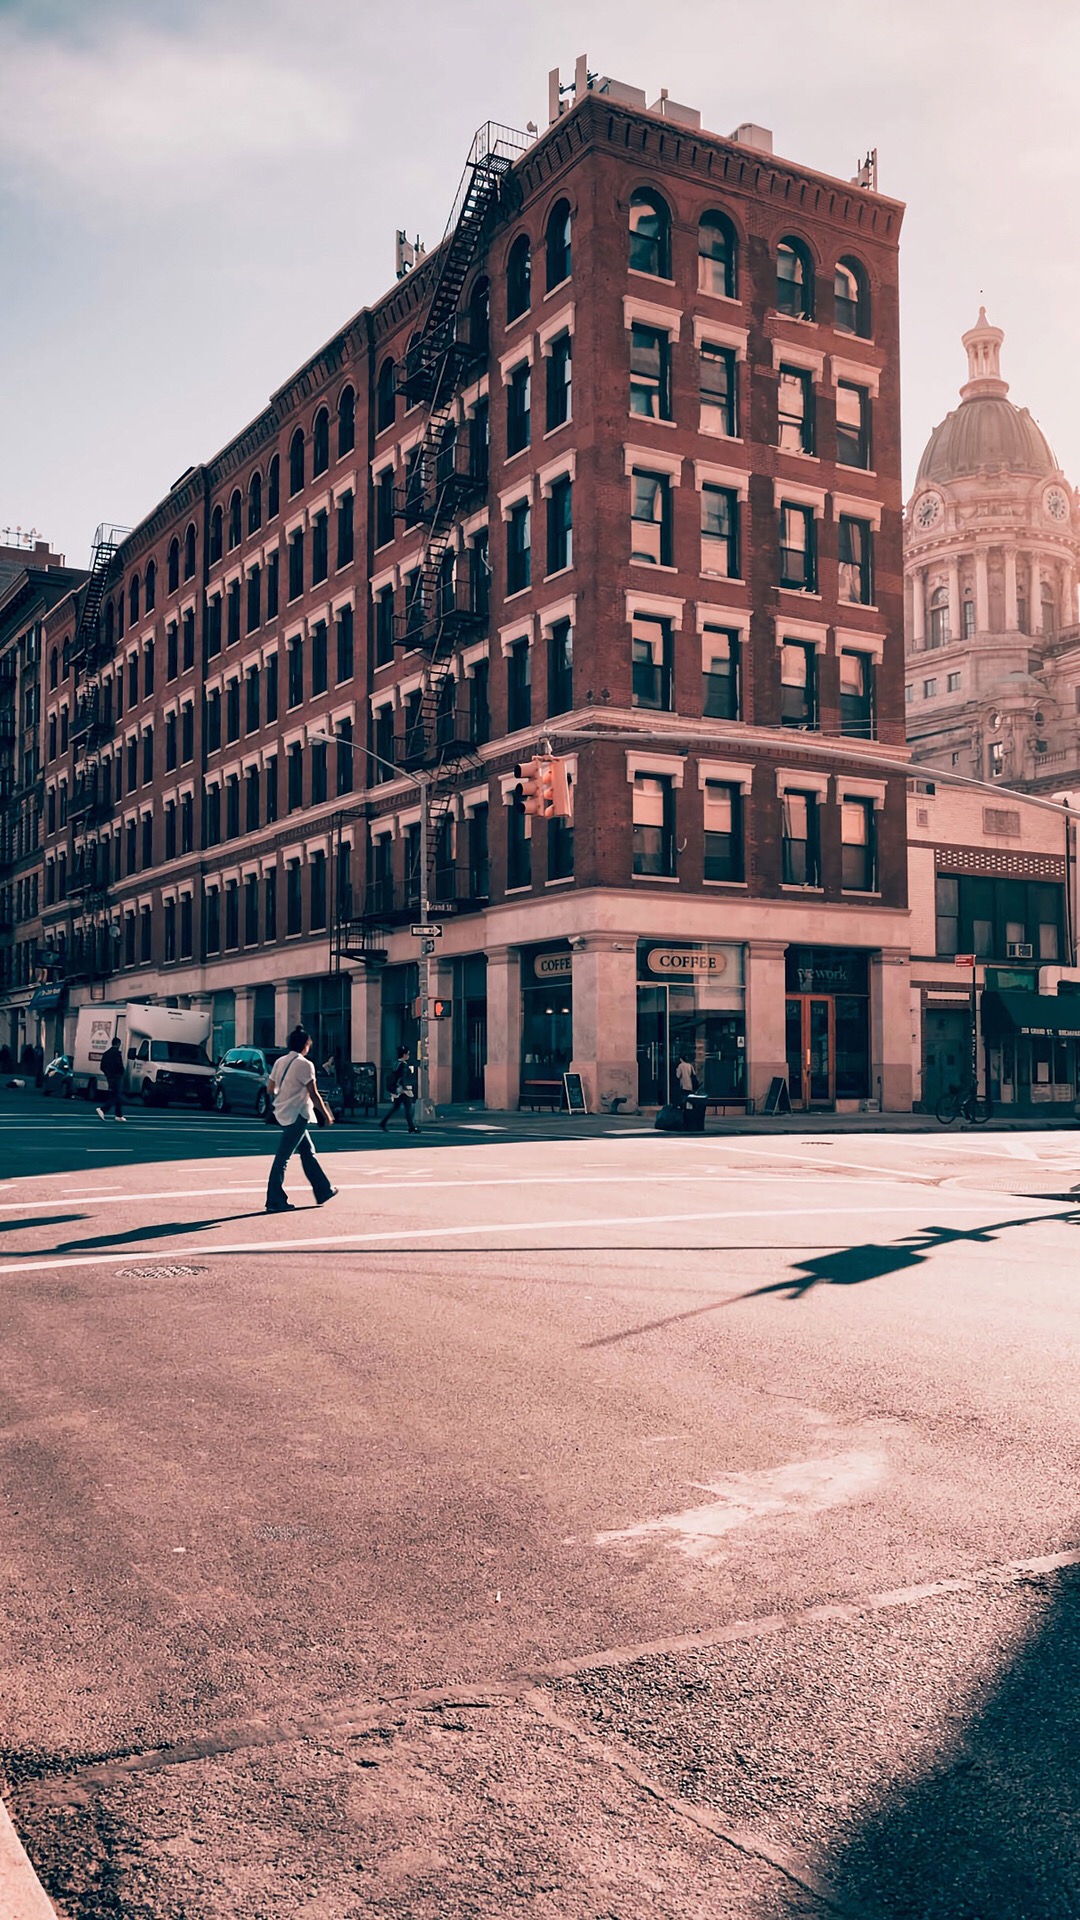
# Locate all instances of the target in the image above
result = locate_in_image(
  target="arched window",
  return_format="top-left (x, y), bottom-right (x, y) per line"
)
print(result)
top-left (129, 573), bottom-right (140, 624)
top-left (338, 384), bottom-right (355, 455)
top-left (144, 559), bottom-right (156, 611)
top-left (248, 471), bottom-right (262, 534)
top-left (49, 648), bottom-right (58, 691)
top-left (545, 199), bottom-right (571, 289)
top-left (62, 639), bottom-right (70, 680)
top-left (376, 361), bottom-right (396, 434)
top-left (289, 428), bottom-right (305, 496)
top-left (209, 505), bottom-right (224, 564)
top-left (105, 601), bottom-right (115, 648)
top-left (698, 211), bottom-right (737, 299)
top-left (313, 407), bottom-right (330, 476)
top-left (776, 237), bottom-right (814, 320)
top-left (629, 189), bottom-right (671, 278)
top-left (183, 523), bottom-right (196, 580)
top-left (834, 256), bottom-right (871, 337)
top-left (506, 233), bottom-right (531, 322)
top-left (228, 489), bottom-right (242, 549)
top-left (267, 454), bottom-right (280, 519)
top-left (117, 591), bottom-right (124, 639)
top-left (929, 585), bottom-right (949, 647)
top-left (468, 278), bottom-right (490, 362)
top-left (167, 538), bottom-right (180, 592)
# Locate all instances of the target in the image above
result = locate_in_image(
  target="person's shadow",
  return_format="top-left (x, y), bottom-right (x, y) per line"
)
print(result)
top-left (54, 1213), bottom-right (271, 1254)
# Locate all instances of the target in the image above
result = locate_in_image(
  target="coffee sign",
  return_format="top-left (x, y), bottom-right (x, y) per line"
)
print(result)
top-left (645, 947), bottom-right (729, 978)
top-left (533, 952), bottom-right (572, 980)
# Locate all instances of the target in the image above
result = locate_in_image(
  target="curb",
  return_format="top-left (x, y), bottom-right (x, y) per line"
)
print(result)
top-left (0, 1797), bottom-right (56, 1919)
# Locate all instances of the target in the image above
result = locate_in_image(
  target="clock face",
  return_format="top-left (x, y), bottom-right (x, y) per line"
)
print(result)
top-left (1045, 485), bottom-right (1070, 524)
top-left (915, 490), bottom-right (943, 530)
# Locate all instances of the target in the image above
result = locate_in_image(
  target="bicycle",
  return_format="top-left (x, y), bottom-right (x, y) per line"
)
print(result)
top-left (935, 1082), bottom-right (991, 1126)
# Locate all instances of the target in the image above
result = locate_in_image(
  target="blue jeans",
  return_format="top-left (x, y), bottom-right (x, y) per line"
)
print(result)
top-left (267, 1115), bottom-right (334, 1207)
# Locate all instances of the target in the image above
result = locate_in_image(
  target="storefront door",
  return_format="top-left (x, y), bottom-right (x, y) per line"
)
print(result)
top-left (786, 996), bottom-right (834, 1108)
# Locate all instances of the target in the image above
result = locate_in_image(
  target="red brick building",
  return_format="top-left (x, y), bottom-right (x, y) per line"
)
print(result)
top-left (28, 67), bottom-right (911, 1111)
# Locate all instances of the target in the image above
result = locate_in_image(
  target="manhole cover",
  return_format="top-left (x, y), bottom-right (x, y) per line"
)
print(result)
top-left (943, 1171), bottom-right (1080, 1198)
top-left (117, 1263), bottom-right (209, 1279)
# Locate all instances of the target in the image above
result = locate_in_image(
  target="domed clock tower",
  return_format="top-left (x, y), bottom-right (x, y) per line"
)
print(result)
top-left (905, 310), bottom-right (1080, 790)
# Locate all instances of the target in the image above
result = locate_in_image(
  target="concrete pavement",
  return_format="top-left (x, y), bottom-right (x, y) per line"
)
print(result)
top-left (2, 1120), bottom-right (1080, 1913)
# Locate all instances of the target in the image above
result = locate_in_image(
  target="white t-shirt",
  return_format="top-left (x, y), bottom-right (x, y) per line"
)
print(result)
top-left (675, 1059), bottom-right (696, 1094)
top-left (272, 1051), bottom-right (316, 1126)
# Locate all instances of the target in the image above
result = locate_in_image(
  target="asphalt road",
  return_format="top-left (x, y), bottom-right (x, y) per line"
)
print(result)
top-left (2, 1097), bottom-right (1080, 1916)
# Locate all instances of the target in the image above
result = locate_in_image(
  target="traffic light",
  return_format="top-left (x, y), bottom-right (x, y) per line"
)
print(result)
top-left (512, 758), bottom-right (544, 815)
top-left (537, 756), bottom-right (574, 820)
top-left (431, 998), bottom-right (452, 1021)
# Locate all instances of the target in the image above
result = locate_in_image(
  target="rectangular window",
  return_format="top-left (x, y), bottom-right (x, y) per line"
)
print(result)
top-left (206, 595), bottom-right (222, 660)
top-left (836, 381), bottom-right (870, 468)
top-left (266, 551), bottom-right (279, 621)
top-left (375, 468), bottom-right (395, 547)
top-left (264, 755), bottom-right (278, 822)
top-left (180, 792), bottom-right (193, 854)
top-left (286, 861), bottom-right (302, 935)
top-left (166, 622), bottom-right (178, 680)
top-left (630, 470), bottom-right (672, 566)
top-left (468, 804), bottom-right (489, 899)
top-left (336, 491), bottom-right (354, 568)
top-left (779, 503), bottom-right (816, 591)
top-left (221, 882), bottom-right (238, 951)
top-left (336, 604), bottom-right (355, 682)
top-left (703, 781), bottom-right (744, 882)
top-left (141, 813), bottom-right (153, 869)
top-left (631, 614), bottom-right (673, 711)
top-left (205, 689), bottom-right (221, 752)
top-left (164, 899), bottom-right (176, 962)
top-left (310, 850), bottom-right (327, 931)
top-left (264, 867), bottom-right (277, 941)
top-left (142, 727), bottom-right (154, 783)
top-left (124, 911), bottom-right (136, 966)
top-left (839, 649), bottom-right (875, 738)
top-left (246, 666), bottom-right (260, 733)
top-left (702, 626), bottom-right (740, 720)
top-left (780, 640), bottom-right (817, 728)
top-left (311, 620), bottom-right (328, 697)
top-left (700, 484), bottom-right (740, 577)
top-left (165, 711), bottom-right (178, 771)
top-left (203, 784), bottom-right (221, 848)
top-left (310, 737), bottom-right (327, 805)
top-left (126, 736), bottom-right (138, 791)
top-left (632, 773), bottom-right (675, 877)
top-left (470, 659), bottom-right (490, 745)
top-left (547, 619), bottom-right (573, 716)
top-left (225, 774), bottom-right (240, 840)
top-left (265, 654), bottom-right (278, 723)
top-left (287, 637), bottom-right (303, 709)
top-left (962, 599), bottom-right (976, 638)
top-left (287, 743), bottom-right (303, 811)
top-left (546, 333), bottom-right (572, 430)
top-left (924, 677), bottom-right (938, 698)
top-left (506, 362), bottom-right (531, 455)
top-left (144, 641), bottom-right (155, 698)
top-left (164, 800), bottom-right (177, 859)
top-left (374, 704), bottom-right (395, 782)
top-left (507, 804), bottom-right (531, 889)
top-left (182, 609), bottom-right (195, 671)
top-left (244, 874), bottom-right (259, 946)
top-left (336, 717), bottom-right (353, 796)
top-left (777, 366), bottom-right (815, 454)
top-left (841, 798), bottom-right (876, 891)
top-left (781, 791), bottom-right (820, 885)
top-left (374, 586), bottom-right (395, 667)
top-left (140, 905), bottom-right (153, 963)
top-left (246, 565), bottom-right (262, 633)
top-left (947, 671), bottom-right (962, 692)
top-left (245, 765), bottom-right (260, 832)
top-left (126, 653), bottom-right (138, 708)
top-left (288, 531), bottom-right (304, 601)
top-left (838, 515), bottom-right (873, 604)
top-left (180, 894), bottom-right (193, 959)
top-left (699, 342), bottom-right (737, 438)
top-left (507, 638), bottom-right (532, 732)
top-left (126, 819), bottom-right (137, 875)
top-left (312, 510), bottom-right (328, 585)
top-left (630, 323), bottom-right (671, 419)
top-left (226, 679), bottom-right (240, 743)
top-left (546, 475), bottom-right (573, 575)
top-left (227, 580), bottom-right (241, 645)
top-left (507, 501), bottom-right (531, 595)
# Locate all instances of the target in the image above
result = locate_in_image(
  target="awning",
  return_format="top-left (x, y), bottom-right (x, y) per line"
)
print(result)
top-left (27, 985), bottom-right (66, 1012)
top-left (982, 990), bottom-right (1080, 1040)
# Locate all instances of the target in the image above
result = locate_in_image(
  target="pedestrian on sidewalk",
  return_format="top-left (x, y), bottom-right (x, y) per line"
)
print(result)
top-left (674, 1054), bottom-right (699, 1107)
top-left (96, 1038), bottom-right (126, 1122)
top-left (265, 1026), bottom-right (338, 1214)
top-left (380, 1045), bottom-right (418, 1133)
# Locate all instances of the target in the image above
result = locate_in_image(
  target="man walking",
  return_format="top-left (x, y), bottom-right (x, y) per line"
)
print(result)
top-left (674, 1053), bottom-right (698, 1107)
top-left (265, 1025), bottom-right (338, 1214)
top-left (380, 1044), bottom-right (418, 1133)
top-left (96, 1037), bottom-right (126, 1122)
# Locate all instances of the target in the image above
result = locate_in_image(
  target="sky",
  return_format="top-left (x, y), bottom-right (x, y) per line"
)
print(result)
top-left (1, 0), bottom-right (1077, 569)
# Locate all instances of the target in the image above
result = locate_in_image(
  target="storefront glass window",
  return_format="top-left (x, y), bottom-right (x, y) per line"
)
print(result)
top-left (520, 945), bottom-right (573, 1085)
top-left (636, 942), bottom-right (745, 1105)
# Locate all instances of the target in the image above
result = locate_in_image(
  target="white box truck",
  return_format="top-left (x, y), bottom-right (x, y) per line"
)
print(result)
top-left (72, 1002), bottom-right (215, 1108)
top-left (72, 1004), bottom-right (127, 1099)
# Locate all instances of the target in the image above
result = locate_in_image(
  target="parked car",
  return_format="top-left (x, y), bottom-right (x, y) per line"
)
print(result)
top-left (211, 1046), bottom-right (285, 1117)
top-left (42, 1053), bottom-right (74, 1098)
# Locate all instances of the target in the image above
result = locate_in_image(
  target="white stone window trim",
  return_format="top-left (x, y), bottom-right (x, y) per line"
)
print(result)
top-left (305, 834), bottom-right (331, 859)
top-left (537, 451), bottom-right (576, 497)
top-left (398, 544), bottom-right (424, 576)
top-left (460, 783), bottom-right (489, 815)
top-left (397, 422), bottom-right (426, 457)
top-left (368, 688), bottom-right (397, 716)
top-left (777, 768), bottom-right (830, 797)
top-left (537, 304), bottom-right (575, 353)
top-left (835, 625), bottom-right (885, 663)
top-left (498, 770), bottom-right (522, 806)
top-left (499, 339), bottom-right (536, 384)
top-left (331, 473), bottom-right (358, 506)
top-left (370, 448), bottom-right (398, 480)
top-left (279, 842), bottom-right (305, 866)
top-left (283, 725), bottom-right (307, 751)
top-left (328, 701), bottom-right (356, 728)
top-left (332, 587), bottom-right (357, 613)
top-left (624, 445), bottom-right (683, 484)
top-left (692, 316), bottom-right (749, 359)
top-left (179, 594), bottom-right (198, 620)
top-left (397, 669), bottom-right (425, 699)
top-left (461, 507), bottom-right (490, 540)
top-left (538, 594), bottom-right (576, 635)
top-left (284, 508), bottom-right (307, 539)
top-left (623, 295), bottom-right (682, 337)
top-left (460, 638), bottom-right (490, 675)
top-left (626, 589), bottom-right (685, 627)
top-left (697, 757), bottom-right (753, 793)
top-left (241, 754), bottom-right (260, 776)
top-left (499, 476), bottom-right (535, 520)
top-left (260, 641), bottom-right (279, 666)
top-left (694, 460), bottom-right (750, 501)
top-left (397, 804), bottom-right (422, 831)
top-left (832, 493), bottom-right (883, 532)
top-left (771, 338), bottom-right (825, 379)
top-left (499, 614), bottom-right (535, 657)
top-left (840, 778), bottom-right (888, 809)
top-left (831, 355), bottom-right (881, 399)
top-left (625, 750), bottom-right (686, 789)
top-left (260, 539), bottom-right (281, 568)
top-left (178, 781), bottom-right (195, 801)
top-left (696, 601), bottom-right (750, 638)
top-left (160, 885), bottom-right (177, 905)
top-left (371, 563), bottom-right (398, 598)
top-left (775, 618), bottom-right (828, 651)
top-left (774, 479), bottom-right (827, 518)
top-left (460, 374), bottom-right (490, 413)
top-left (218, 869), bottom-right (241, 892)
top-left (259, 855), bottom-right (277, 875)
top-left (369, 816), bottom-right (397, 842)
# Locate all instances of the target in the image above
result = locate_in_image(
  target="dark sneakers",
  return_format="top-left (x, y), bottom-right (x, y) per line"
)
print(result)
top-left (316, 1188), bottom-right (339, 1206)
top-left (265, 1200), bottom-right (297, 1214)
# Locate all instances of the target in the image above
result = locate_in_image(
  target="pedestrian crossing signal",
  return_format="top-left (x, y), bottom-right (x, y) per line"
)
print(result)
top-left (431, 998), bottom-right (452, 1020)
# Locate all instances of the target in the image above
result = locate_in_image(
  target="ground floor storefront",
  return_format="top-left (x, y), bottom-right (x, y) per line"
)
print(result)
top-left (913, 968), bottom-right (1080, 1115)
top-left (54, 898), bottom-right (913, 1113)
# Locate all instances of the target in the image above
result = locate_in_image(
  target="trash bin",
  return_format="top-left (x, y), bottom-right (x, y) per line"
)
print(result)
top-left (682, 1093), bottom-right (707, 1133)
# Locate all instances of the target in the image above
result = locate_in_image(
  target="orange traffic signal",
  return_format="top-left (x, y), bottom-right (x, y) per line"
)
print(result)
top-left (512, 758), bottom-right (544, 815)
top-left (537, 756), bottom-right (573, 820)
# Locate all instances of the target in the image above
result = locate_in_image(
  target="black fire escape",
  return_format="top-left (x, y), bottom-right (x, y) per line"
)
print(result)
top-left (334, 120), bottom-right (528, 971)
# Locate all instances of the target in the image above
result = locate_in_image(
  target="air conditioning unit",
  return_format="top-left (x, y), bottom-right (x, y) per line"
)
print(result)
top-left (1007, 942), bottom-right (1034, 959)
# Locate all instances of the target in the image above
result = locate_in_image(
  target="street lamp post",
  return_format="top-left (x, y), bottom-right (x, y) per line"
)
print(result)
top-left (307, 728), bottom-right (436, 1131)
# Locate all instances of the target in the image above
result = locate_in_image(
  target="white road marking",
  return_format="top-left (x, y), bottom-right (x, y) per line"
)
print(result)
top-left (713, 1142), bottom-right (939, 1184)
top-left (0, 1197), bottom-right (1060, 1275)
top-left (596, 1450), bottom-right (886, 1563)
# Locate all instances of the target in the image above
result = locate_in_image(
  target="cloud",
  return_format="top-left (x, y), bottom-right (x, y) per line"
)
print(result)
top-left (0, 15), bottom-right (351, 205)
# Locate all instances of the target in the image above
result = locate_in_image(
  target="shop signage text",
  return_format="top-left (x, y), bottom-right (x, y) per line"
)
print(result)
top-left (645, 948), bottom-right (729, 978)
top-left (533, 953), bottom-right (573, 980)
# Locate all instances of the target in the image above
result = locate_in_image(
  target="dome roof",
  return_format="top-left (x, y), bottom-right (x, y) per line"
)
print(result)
top-left (914, 308), bottom-right (1057, 488)
top-left (916, 397), bottom-right (1056, 486)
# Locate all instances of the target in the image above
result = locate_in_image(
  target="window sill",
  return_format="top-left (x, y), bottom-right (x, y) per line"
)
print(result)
top-left (843, 601), bottom-right (879, 613)
top-left (628, 412), bottom-right (678, 428)
top-left (543, 418), bottom-right (572, 440)
top-left (837, 465), bottom-right (877, 478)
top-left (629, 270), bottom-right (677, 286)
top-left (778, 883), bottom-right (825, 893)
top-left (543, 565), bottom-right (575, 584)
top-left (545, 875), bottom-right (575, 888)
top-left (703, 878), bottom-right (749, 888)
top-left (504, 884), bottom-right (532, 895)
top-left (544, 276), bottom-right (571, 300)
top-left (629, 559), bottom-right (678, 572)
top-left (696, 288), bottom-right (743, 307)
top-left (699, 427), bottom-right (743, 442)
top-left (632, 872), bottom-right (680, 883)
top-left (772, 313), bottom-right (820, 329)
top-left (839, 889), bottom-right (882, 899)
top-left (778, 587), bottom-right (823, 600)
top-left (700, 566), bottom-right (744, 582)
top-left (373, 538), bottom-right (395, 555)
top-left (503, 445), bottom-right (531, 465)
top-left (777, 449), bottom-right (820, 464)
top-left (503, 585), bottom-right (533, 604)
